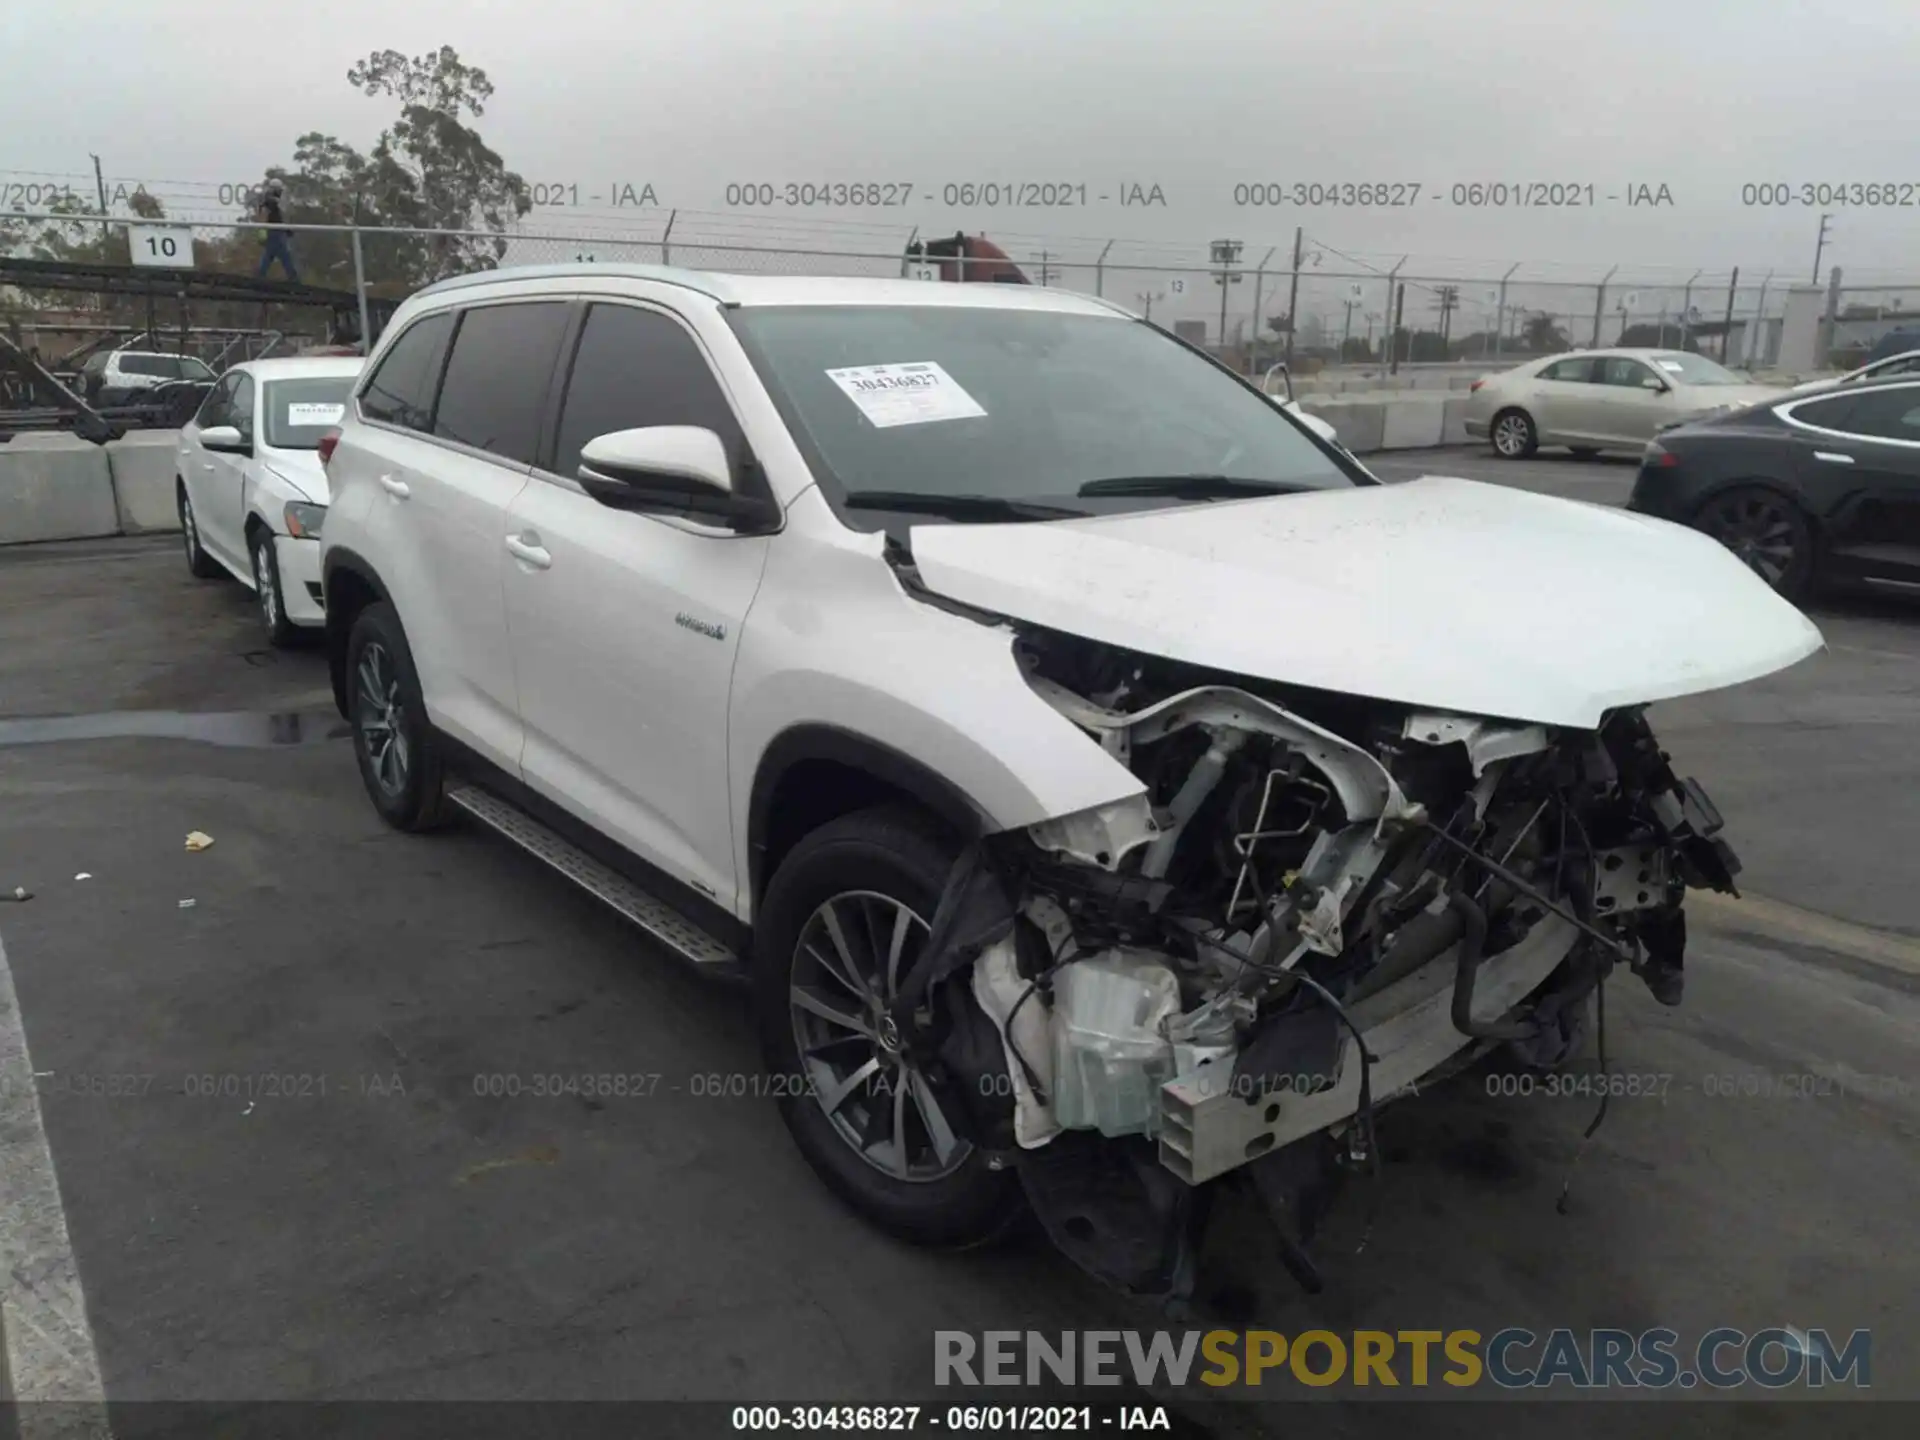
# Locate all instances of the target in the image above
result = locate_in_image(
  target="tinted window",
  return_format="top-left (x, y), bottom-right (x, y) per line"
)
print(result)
top-left (230, 374), bottom-right (256, 435)
top-left (1599, 356), bottom-right (1656, 387)
top-left (432, 302), bottom-right (572, 465)
top-left (360, 311), bottom-right (454, 431)
top-left (195, 374), bottom-right (237, 429)
top-left (1789, 395), bottom-right (1860, 432)
top-left (551, 304), bottom-right (744, 481)
top-left (120, 354), bottom-right (182, 378)
top-left (1839, 387), bottom-right (1920, 442)
top-left (1539, 358), bottom-right (1597, 382)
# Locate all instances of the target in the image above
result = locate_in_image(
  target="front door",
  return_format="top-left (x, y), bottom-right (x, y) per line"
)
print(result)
top-left (503, 299), bottom-right (773, 910)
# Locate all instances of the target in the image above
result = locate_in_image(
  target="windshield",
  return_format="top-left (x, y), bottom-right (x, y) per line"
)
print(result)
top-left (263, 376), bottom-right (355, 449)
top-left (728, 305), bottom-right (1355, 522)
top-left (1648, 352), bottom-right (1745, 386)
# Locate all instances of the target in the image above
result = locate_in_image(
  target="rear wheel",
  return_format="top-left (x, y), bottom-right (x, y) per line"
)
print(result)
top-left (178, 483), bottom-right (220, 579)
top-left (345, 601), bottom-right (453, 831)
top-left (753, 806), bottom-right (1022, 1247)
top-left (1491, 408), bottom-right (1537, 459)
top-left (1693, 486), bottom-right (1815, 600)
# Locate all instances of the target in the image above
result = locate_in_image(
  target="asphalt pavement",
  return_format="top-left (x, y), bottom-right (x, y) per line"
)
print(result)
top-left (0, 464), bottom-right (1916, 1434)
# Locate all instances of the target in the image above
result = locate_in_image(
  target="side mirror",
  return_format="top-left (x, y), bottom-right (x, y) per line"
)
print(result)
top-left (577, 426), bottom-right (776, 531)
top-left (1641, 376), bottom-right (1670, 392)
top-left (199, 424), bottom-right (250, 453)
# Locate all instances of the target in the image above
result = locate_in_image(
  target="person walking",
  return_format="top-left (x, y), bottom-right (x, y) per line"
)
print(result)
top-left (255, 179), bottom-right (299, 282)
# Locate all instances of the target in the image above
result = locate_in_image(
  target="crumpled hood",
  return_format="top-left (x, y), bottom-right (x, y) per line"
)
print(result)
top-left (262, 448), bottom-right (328, 505)
top-left (907, 475), bottom-right (1824, 729)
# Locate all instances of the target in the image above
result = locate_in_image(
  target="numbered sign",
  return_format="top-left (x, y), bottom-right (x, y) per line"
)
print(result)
top-left (906, 263), bottom-right (940, 281)
top-left (129, 224), bottom-right (196, 270)
top-left (1169, 277), bottom-right (1187, 295)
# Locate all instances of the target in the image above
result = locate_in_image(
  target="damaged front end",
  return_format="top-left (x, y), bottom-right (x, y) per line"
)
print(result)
top-left (884, 626), bottom-right (1741, 1300)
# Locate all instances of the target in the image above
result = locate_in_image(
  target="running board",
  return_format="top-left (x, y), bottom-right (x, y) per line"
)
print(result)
top-left (446, 783), bottom-right (744, 976)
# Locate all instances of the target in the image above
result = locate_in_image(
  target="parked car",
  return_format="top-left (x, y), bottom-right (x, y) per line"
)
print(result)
top-left (1865, 327), bottom-right (1920, 366)
top-left (1464, 348), bottom-right (1784, 459)
top-left (1629, 375), bottom-right (1920, 602)
top-left (177, 356), bottom-right (364, 643)
top-left (1789, 348), bottom-right (1920, 393)
top-left (318, 265), bottom-right (1818, 1298)
top-left (78, 348), bottom-right (216, 407)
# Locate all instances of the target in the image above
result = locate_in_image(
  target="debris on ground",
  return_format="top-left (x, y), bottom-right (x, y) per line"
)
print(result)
top-left (178, 898), bottom-right (197, 909)
top-left (3, 886), bottom-right (30, 903)
top-left (184, 831), bottom-right (215, 852)
top-left (74, 872), bottom-right (93, 881)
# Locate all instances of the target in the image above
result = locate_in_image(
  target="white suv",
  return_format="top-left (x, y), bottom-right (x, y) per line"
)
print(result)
top-left (78, 348), bottom-right (216, 407)
top-left (320, 265), bottom-right (1820, 1297)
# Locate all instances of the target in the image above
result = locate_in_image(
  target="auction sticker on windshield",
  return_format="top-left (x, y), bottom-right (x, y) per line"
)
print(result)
top-left (825, 362), bottom-right (987, 428)
top-left (287, 402), bottom-right (345, 426)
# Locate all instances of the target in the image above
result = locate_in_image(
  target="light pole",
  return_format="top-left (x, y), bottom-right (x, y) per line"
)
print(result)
top-left (1210, 239), bottom-right (1244, 352)
top-left (1135, 290), bottom-right (1165, 323)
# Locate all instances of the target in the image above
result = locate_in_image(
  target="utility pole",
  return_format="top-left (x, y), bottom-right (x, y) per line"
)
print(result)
top-left (1282, 227), bottom-right (1304, 364)
top-left (1210, 238), bottom-right (1244, 354)
top-left (1032, 250), bottom-right (1056, 286)
top-left (1812, 214), bottom-right (1833, 284)
top-left (1720, 267), bottom-right (1740, 363)
top-left (1389, 283), bottom-right (1407, 375)
top-left (90, 154), bottom-right (108, 214)
top-left (1433, 285), bottom-right (1460, 349)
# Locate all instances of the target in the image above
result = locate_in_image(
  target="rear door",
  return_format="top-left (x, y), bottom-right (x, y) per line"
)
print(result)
top-left (1786, 382), bottom-right (1920, 588)
top-left (502, 298), bottom-right (774, 909)
top-left (180, 375), bottom-right (240, 568)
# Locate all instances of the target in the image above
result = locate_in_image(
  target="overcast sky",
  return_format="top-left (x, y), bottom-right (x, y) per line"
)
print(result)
top-left (5, 0), bottom-right (1918, 325)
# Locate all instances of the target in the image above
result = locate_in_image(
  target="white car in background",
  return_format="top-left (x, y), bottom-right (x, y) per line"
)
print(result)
top-left (78, 348), bottom-right (217, 407)
top-left (176, 356), bottom-right (364, 644)
top-left (1463, 348), bottom-right (1785, 459)
top-left (1788, 348), bottom-right (1920, 393)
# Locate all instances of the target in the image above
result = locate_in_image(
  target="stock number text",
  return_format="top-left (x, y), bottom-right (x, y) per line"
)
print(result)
top-left (1742, 181), bottom-right (1920, 207)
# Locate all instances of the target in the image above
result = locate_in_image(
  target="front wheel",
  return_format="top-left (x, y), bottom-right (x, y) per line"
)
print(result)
top-left (178, 483), bottom-right (220, 579)
top-left (1692, 486), bottom-right (1815, 601)
top-left (1490, 409), bottom-right (1538, 459)
top-left (752, 806), bottom-right (1023, 1248)
top-left (344, 601), bottom-right (453, 831)
top-left (249, 529), bottom-right (301, 648)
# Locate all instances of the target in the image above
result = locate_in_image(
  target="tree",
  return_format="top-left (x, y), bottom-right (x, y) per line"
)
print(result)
top-left (1521, 312), bottom-right (1569, 352)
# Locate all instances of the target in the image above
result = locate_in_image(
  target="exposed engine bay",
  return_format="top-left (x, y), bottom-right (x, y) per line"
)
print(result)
top-left (886, 623), bottom-right (1743, 1301)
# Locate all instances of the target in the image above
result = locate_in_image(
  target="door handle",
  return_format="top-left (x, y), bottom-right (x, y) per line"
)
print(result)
top-left (378, 474), bottom-right (411, 498)
top-left (1812, 451), bottom-right (1855, 465)
top-left (505, 533), bottom-right (552, 569)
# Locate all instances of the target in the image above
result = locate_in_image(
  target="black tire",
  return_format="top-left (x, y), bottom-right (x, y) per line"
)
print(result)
top-left (1568, 446), bottom-right (1601, 460)
top-left (1490, 408), bottom-right (1538, 459)
top-left (1691, 485), bottom-right (1817, 601)
top-left (344, 601), bottom-right (454, 831)
top-left (248, 527), bottom-right (301, 648)
top-left (753, 805), bottom-right (1023, 1248)
top-left (177, 481), bottom-right (221, 579)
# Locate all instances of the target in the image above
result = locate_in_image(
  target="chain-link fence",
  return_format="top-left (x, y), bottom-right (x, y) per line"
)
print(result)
top-left (7, 209), bottom-right (1915, 383)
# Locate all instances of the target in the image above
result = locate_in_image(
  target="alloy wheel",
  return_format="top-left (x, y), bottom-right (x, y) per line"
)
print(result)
top-left (181, 496), bottom-right (198, 562)
top-left (1698, 492), bottom-right (1799, 588)
top-left (354, 641), bottom-right (410, 796)
top-left (253, 541), bottom-right (279, 629)
top-left (789, 890), bottom-right (970, 1183)
top-left (1493, 413), bottom-right (1531, 456)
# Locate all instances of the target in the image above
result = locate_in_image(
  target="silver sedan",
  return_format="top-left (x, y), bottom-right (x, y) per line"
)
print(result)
top-left (1463, 348), bottom-right (1786, 459)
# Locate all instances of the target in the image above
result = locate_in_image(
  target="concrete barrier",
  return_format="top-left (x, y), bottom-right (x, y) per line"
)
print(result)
top-left (1440, 397), bottom-right (1474, 446)
top-left (1380, 397), bottom-right (1447, 450)
top-left (1302, 398), bottom-right (1386, 454)
top-left (0, 434), bottom-right (121, 545)
top-left (106, 431), bottom-right (183, 534)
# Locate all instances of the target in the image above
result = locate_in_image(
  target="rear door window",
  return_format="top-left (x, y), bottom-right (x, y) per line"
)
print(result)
top-left (1786, 395), bottom-right (1861, 433)
top-left (360, 311), bottom-right (455, 432)
top-left (431, 302), bottom-right (573, 465)
top-left (1836, 387), bottom-right (1920, 443)
top-left (1539, 357), bottom-right (1598, 383)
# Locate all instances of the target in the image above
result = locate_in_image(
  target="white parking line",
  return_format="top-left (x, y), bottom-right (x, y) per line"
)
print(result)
top-left (0, 931), bottom-right (111, 1437)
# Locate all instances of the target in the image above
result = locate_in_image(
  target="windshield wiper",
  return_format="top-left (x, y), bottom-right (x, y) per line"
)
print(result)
top-left (1075, 473), bottom-right (1307, 499)
top-left (841, 490), bottom-right (1087, 521)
